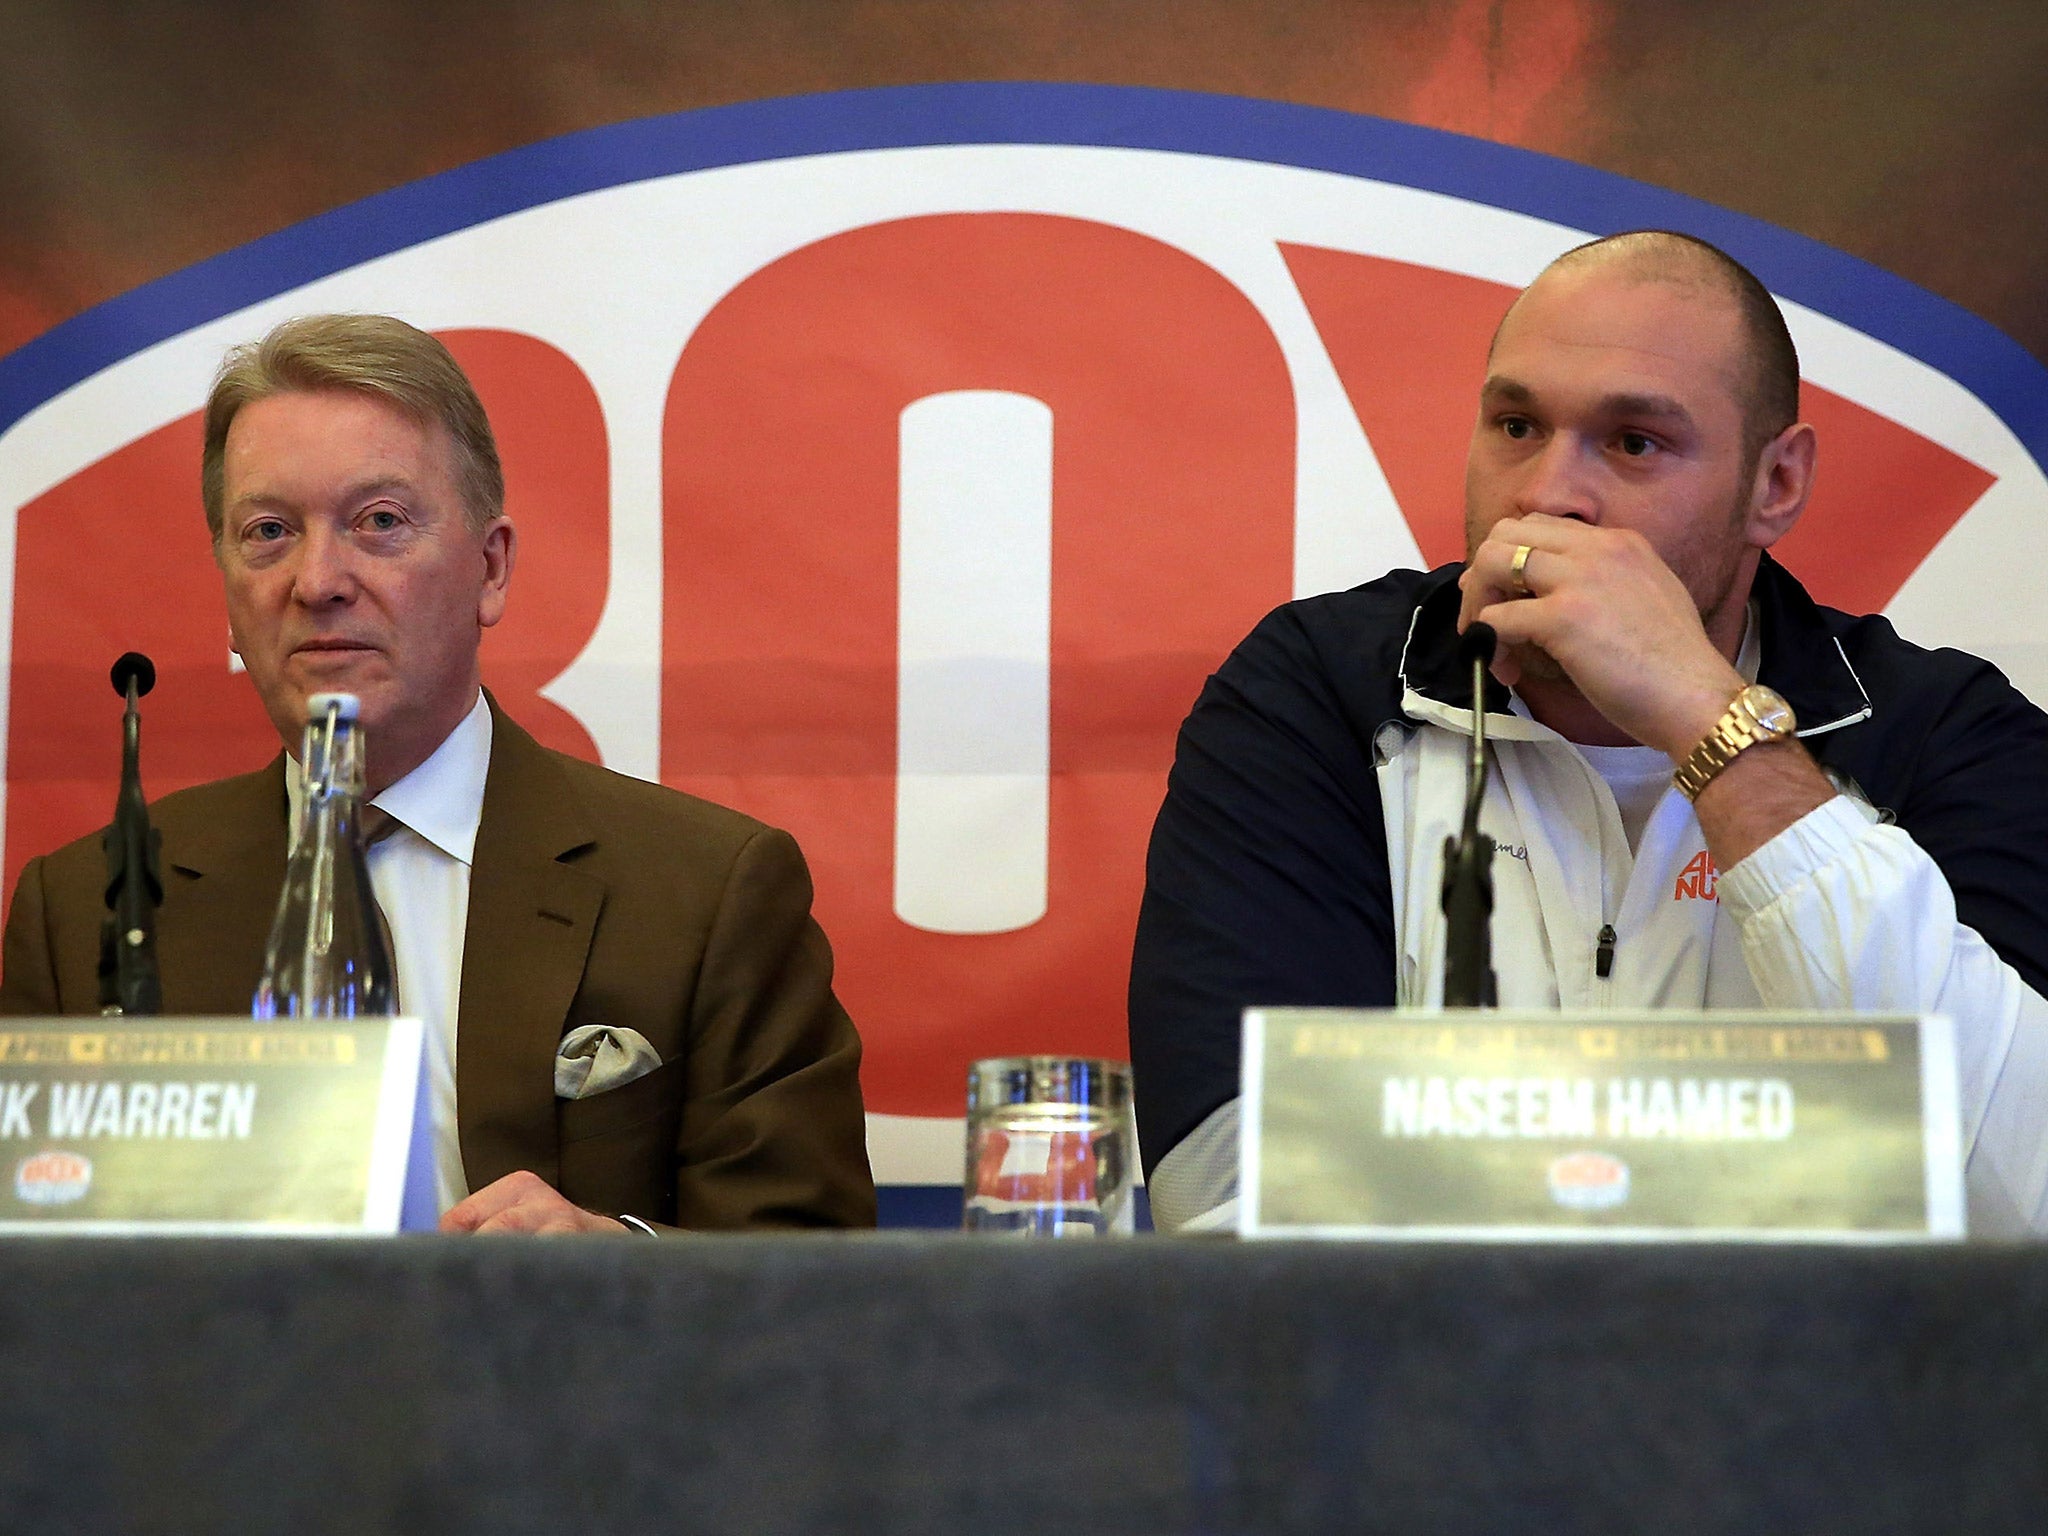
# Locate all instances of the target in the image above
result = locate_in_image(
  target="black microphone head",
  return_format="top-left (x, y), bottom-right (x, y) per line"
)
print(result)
top-left (110, 652), bottom-right (156, 699)
top-left (1457, 622), bottom-right (1498, 670)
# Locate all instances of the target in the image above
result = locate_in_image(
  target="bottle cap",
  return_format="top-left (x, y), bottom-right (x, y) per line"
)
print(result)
top-left (305, 692), bottom-right (361, 722)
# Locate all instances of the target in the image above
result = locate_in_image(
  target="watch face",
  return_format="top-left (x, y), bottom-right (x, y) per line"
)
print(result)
top-left (1743, 685), bottom-right (1797, 738)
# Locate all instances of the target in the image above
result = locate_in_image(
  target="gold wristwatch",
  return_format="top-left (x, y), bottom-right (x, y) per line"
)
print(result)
top-left (1671, 684), bottom-right (1797, 801)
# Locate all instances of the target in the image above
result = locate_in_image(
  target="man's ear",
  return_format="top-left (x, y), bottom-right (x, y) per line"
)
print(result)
top-left (1745, 422), bottom-right (1817, 551)
top-left (478, 517), bottom-right (516, 630)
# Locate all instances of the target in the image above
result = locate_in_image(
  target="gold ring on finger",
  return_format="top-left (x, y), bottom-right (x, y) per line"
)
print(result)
top-left (1509, 543), bottom-right (1535, 598)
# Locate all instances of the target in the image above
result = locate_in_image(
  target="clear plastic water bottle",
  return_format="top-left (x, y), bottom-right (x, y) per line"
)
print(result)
top-left (253, 692), bottom-right (395, 1018)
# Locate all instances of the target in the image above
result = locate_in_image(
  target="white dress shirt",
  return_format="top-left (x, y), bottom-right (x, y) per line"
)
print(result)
top-left (288, 692), bottom-right (491, 1216)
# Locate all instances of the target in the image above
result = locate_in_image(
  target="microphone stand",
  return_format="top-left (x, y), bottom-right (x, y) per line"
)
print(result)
top-left (1440, 623), bottom-right (1499, 1008)
top-left (98, 652), bottom-right (163, 1016)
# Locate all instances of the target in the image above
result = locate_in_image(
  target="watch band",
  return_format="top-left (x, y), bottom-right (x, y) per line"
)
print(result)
top-left (1672, 685), bottom-right (1795, 802)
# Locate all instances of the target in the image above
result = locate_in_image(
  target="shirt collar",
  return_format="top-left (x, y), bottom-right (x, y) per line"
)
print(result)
top-left (285, 692), bottom-right (493, 865)
top-left (1748, 553), bottom-right (1874, 736)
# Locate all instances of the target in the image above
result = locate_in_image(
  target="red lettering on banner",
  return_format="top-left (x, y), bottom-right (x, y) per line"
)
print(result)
top-left (662, 213), bottom-right (1295, 1116)
top-left (1280, 244), bottom-right (1505, 568)
top-left (4, 331), bottom-right (608, 913)
top-left (1769, 383), bottom-right (1995, 616)
top-left (1282, 244), bottom-right (1997, 606)
top-left (440, 330), bottom-right (608, 763)
top-left (5, 414), bottom-right (274, 910)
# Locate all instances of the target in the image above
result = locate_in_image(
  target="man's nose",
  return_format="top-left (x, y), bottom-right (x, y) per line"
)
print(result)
top-left (290, 524), bottom-right (358, 605)
top-left (1514, 437), bottom-right (1599, 522)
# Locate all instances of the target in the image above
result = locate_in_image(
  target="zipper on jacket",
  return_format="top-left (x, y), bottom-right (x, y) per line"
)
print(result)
top-left (1595, 924), bottom-right (1617, 980)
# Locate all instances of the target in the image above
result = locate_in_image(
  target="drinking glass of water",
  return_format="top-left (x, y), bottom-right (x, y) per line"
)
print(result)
top-left (963, 1057), bottom-right (1136, 1236)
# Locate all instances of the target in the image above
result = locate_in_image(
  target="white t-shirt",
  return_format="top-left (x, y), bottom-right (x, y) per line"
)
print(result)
top-left (1575, 742), bottom-right (1673, 854)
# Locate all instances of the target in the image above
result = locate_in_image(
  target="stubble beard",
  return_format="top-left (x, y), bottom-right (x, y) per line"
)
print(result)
top-left (1507, 637), bottom-right (1569, 687)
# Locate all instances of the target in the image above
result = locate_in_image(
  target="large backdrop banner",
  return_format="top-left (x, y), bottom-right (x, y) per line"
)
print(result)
top-left (1, 79), bottom-right (2043, 1187)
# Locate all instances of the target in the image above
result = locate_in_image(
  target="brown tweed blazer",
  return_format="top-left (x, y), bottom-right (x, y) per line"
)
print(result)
top-left (0, 696), bottom-right (875, 1229)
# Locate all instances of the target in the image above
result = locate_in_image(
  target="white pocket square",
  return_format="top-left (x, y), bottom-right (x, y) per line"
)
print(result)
top-left (554, 1025), bottom-right (663, 1100)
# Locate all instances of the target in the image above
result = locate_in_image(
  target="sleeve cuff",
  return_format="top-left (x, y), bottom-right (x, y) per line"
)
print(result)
top-left (1718, 793), bottom-right (1879, 921)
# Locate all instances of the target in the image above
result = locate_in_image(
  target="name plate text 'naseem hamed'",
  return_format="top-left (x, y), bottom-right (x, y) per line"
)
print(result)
top-left (1240, 1009), bottom-right (1963, 1241)
top-left (0, 1019), bottom-right (422, 1233)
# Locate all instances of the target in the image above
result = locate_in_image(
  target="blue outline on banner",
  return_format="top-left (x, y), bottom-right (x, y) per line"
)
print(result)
top-left (0, 82), bottom-right (2043, 470)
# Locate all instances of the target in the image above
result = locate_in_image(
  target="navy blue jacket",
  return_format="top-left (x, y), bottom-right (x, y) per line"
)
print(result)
top-left (1128, 555), bottom-right (2048, 1175)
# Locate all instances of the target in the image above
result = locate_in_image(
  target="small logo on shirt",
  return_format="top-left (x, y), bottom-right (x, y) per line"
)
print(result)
top-left (1673, 850), bottom-right (1719, 903)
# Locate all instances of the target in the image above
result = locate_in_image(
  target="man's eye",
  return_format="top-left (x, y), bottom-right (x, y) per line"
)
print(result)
top-left (1617, 432), bottom-right (1658, 457)
top-left (1500, 417), bottom-right (1535, 440)
top-left (362, 508), bottom-right (404, 531)
top-left (247, 519), bottom-right (290, 542)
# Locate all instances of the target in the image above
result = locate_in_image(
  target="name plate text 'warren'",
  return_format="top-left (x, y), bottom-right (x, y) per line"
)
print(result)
top-left (0, 1019), bottom-right (422, 1234)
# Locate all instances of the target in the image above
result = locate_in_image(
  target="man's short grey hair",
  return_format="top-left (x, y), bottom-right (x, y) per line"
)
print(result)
top-left (201, 314), bottom-right (503, 543)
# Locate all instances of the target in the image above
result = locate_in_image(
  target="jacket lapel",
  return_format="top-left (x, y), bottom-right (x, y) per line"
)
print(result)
top-left (1751, 554), bottom-right (1876, 737)
top-left (155, 760), bottom-right (291, 1016)
top-left (454, 698), bottom-right (604, 1192)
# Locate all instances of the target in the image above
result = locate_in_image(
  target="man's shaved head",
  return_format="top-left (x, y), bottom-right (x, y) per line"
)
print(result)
top-left (1501, 231), bottom-right (1801, 469)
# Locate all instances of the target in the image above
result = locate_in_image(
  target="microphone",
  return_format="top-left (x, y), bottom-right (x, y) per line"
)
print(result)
top-left (111, 652), bottom-right (156, 700)
top-left (1454, 623), bottom-right (1497, 826)
top-left (1440, 623), bottom-right (1499, 1007)
top-left (98, 652), bottom-right (163, 1016)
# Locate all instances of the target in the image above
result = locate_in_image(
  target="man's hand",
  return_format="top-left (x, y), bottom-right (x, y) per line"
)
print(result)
top-left (440, 1170), bottom-right (634, 1235)
top-left (1458, 513), bottom-right (1743, 757)
top-left (1460, 512), bottom-right (1833, 868)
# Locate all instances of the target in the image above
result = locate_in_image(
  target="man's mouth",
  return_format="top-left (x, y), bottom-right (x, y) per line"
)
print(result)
top-left (292, 640), bottom-right (378, 657)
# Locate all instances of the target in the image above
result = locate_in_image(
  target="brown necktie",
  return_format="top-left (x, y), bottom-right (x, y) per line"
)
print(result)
top-left (358, 804), bottom-right (403, 1010)
top-left (360, 803), bottom-right (401, 848)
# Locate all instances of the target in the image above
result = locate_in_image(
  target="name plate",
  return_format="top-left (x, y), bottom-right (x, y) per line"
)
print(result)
top-left (1240, 1009), bottom-right (1963, 1241)
top-left (0, 1017), bottom-right (423, 1234)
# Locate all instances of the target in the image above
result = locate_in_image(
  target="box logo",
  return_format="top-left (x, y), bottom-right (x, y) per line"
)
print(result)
top-left (2, 86), bottom-right (2041, 1177)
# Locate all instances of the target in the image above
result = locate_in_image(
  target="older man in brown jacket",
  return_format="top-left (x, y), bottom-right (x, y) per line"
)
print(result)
top-left (0, 314), bottom-right (874, 1234)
